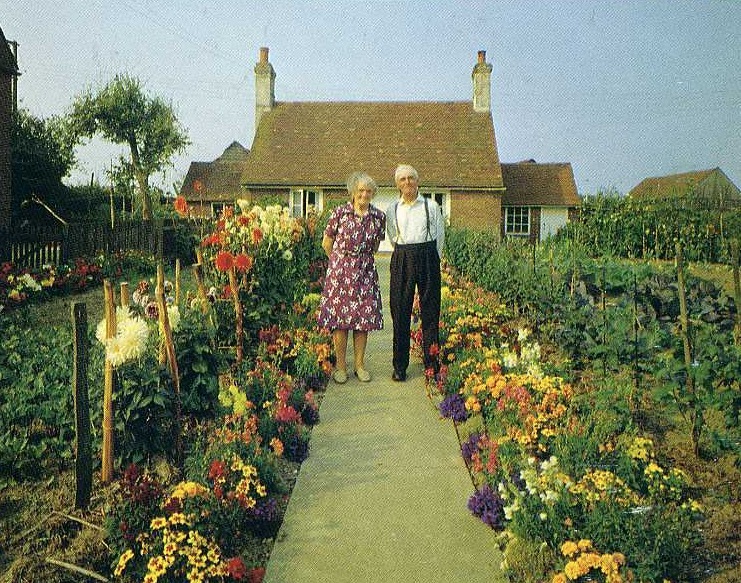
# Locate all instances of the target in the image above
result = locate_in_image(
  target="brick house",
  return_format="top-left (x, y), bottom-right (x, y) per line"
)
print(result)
top-left (181, 48), bottom-right (579, 246)
top-left (0, 25), bottom-right (19, 230)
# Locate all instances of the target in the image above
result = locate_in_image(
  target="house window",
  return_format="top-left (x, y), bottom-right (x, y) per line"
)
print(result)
top-left (290, 189), bottom-right (323, 218)
top-left (211, 202), bottom-right (226, 217)
top-left (421, 191), bottom-right (449, 222)
top-left (505, 207), bottom-right (530, 236)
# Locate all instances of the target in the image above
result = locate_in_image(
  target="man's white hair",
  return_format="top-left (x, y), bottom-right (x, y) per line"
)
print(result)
top-left (394, 164), bottom-right (418, 182)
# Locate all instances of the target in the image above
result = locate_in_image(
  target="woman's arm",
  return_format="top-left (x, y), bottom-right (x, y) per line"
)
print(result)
top-left (322, 234), bottom-right (335, 257)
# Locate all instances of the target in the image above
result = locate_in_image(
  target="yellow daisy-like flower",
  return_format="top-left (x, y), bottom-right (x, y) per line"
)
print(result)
top-left (168, 512), bottom-right (189, 526)
top-left (577, 539), bottom-right (593, 551)
top-left (114, 548), bottom-right (135, 576)
top-left (552, 574), bottom-right (568, 583)
top-left (150, 516), bottom-right (168, 530)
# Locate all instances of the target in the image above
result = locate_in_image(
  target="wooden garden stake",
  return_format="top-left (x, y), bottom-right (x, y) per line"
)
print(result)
top-left (229, 266), bottom-right (244, 363)
top-left (72, 302), bottom-right (92, 510)
top-left (101, 280), bottom-right (116, 484)
top-left (119, 281), bottom-right (130, 307)
top-left (175, 258), bottom-right (181, 305)
top-left (192, 262), bottom-right (210, 314)
top-left (731, 239), bottom-right (740, 344)
top-left (675, 243), bottom-right (699, 455)
top-left (156, 263), bottom-right (183, 464)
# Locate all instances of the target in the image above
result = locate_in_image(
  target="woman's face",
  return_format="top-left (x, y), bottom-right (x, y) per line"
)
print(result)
top-left (354, 182), bottom-right (374, 208)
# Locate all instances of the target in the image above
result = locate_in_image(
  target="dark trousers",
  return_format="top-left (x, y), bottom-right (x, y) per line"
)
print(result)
top-left (389, 241), bottom-right (441, 374)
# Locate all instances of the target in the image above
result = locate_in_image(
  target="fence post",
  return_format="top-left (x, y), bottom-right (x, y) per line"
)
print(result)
top-left (72, 302), bottom-right (92, 509)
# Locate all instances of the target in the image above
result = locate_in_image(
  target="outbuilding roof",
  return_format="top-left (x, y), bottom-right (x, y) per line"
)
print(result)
top-left (180, 141), bottom-right (249, 199)
top-left (501, 162), bottom-right (580, 206)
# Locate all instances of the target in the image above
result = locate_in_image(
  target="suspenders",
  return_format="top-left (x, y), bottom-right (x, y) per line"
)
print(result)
top-left (393, 197), bottom-right (430, 244)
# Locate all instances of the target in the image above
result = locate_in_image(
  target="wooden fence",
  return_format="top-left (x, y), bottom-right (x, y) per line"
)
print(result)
top-left (0, 220), bottom-right (167, 268)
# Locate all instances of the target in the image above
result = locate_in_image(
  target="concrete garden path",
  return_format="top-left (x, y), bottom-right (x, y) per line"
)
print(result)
top-left (264, 254), bottom-right (504, 583)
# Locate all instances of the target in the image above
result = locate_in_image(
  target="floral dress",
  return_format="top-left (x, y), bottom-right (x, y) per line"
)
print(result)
top-left (317, 202), bottom-right (385, 331)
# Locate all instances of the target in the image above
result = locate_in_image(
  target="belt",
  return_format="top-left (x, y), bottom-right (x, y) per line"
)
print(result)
top-left (395, 240), bottom-right (435, 249)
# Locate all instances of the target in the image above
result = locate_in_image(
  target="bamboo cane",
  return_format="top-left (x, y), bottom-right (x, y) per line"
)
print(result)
top-left (119, 282), bottom-right (130, 307)
top-left (229, 266), bottom-right (244, 363)
top-left (101, 280), bottom-right (116, 484)
top-left (675, 243), bottom-right (699, 455)
top-left (156, 263), bottom-right (183, 464)
top-left (175, 258), bottom-right (181, 305)
top-left (731, 239), bottom-right (740, 344)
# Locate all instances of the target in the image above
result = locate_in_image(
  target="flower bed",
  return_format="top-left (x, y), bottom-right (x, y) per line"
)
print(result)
top-left (423, 259), bottom-right (739, 582)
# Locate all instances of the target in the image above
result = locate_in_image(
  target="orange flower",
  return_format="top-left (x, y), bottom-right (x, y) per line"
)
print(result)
top-left (234, 253), bottom-right (253, 272)
top-left (173, 195), bottom-right (189, 217)
top-left (215, 251), bottom-right (235, 272)
top-left (252, 227), bottom-right (264, 245)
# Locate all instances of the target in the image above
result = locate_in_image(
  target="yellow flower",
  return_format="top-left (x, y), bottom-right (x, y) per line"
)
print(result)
top-left (552, 574), bottom-right (568, 583)
top-left (561, 540), bottom-right (579, 557)
top-left (150, 516), bottom-right (168, 530)
top-left (114, 549), bottom-right (135, 576)
top-left (577, 539), bottom-right (593, 551)
top-left (564, 560), bottom-right (585, 579)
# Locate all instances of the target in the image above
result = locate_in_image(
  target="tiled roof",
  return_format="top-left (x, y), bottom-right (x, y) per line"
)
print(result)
top-left (180, 142), bottom-right (249, 199)
top-left (501, 162), bottom-right (580, 206)
top-left (242, 101), bottom-right (503, 189)
top-left (0, 26), bottom-right (19, 75)
top-left (628, 168), bottom-right (718, 199)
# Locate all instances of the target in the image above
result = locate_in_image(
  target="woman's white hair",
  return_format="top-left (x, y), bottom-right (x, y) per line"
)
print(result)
top-left (346, 171), bottom-right (377, 200)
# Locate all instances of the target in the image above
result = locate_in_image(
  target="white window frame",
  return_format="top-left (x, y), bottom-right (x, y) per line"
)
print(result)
top-left (421, 190), bottom-right (450, 224)
top-left (504, 206), bottom-right (531, 236)
top-left (290, 188), bottom-right (324, 218)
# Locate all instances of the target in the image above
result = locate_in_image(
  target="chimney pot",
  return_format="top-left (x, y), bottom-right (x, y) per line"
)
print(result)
top-left (478, 50), bottom-right (486, 63)
top-left (259, 47), bottom-right (269, 63)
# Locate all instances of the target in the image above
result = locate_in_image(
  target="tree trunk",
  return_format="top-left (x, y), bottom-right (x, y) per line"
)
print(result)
top-left (129, 137), bottom-right (152, 220)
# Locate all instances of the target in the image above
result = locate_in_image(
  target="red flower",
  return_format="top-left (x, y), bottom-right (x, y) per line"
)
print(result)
top-left (208, 459), bottom-right (226, 481)
top-left (225, 556), bottom-right (248, 580)
top-left (215, 251), bottom-right (235, 272)
top-left (251, 228), bottom-right (264, 245)
top-left (202, 233), bottom-right (220, 247)
top-left (234, 253), bottom-right (253, 272)
top-left (173, 195), bottom-right (189, 217)
top-left (429, 343), bottom-right (440, 357)
top-left (237, 215), bottom-right (250, 226)
top-left (275, 405), bottom-right (301, 424)
top-left (248, 567), bottom-right (266, 583)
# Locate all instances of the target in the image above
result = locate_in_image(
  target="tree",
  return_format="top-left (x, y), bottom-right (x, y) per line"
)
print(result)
top-left (11, 108), bottom-right (76, 217)
top-left (68, 74), bottom-right (189, 220)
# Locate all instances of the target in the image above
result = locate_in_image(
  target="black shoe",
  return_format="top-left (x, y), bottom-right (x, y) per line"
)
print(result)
top-left (392, 370), bottom-right (406, 382)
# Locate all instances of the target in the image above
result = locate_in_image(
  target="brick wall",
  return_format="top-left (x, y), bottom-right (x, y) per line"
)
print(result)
top-left (449, 190), bottom-right (502, 239)
top-left (0, 73), bottom-right (11, 229)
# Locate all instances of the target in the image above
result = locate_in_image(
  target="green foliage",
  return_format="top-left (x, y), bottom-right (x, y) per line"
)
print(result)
top-left (175, 307), bottom-right (224, 417)
top-left (11, 108), bottom-right (77, 217)
top-left (556, 189), bottom-right (741, 263)
top-left (0, 322), bottom-right (104, 481)
top-left (67, 74), bottom-right (190, 219)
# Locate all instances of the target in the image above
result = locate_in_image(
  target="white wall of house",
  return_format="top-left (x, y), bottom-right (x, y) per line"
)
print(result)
top-left (539, 207), bottom-right (569, 241)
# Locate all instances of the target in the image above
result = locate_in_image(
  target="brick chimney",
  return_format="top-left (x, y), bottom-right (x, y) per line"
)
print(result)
top-left (472, 50), bottom-right (492, 113)
top-left (254, 47), bottom-right (275, 132)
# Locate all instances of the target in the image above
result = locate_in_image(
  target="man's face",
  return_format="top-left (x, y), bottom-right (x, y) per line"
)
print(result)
top-left (396, 172), bottom-right (418, 200)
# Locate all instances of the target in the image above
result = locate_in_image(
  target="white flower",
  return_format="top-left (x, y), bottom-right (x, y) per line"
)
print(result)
top-left (539, 512), bottom-right (548, 521)
top-left (96, 307), bottom-right (149, 366)
top-left (517, 328), bottom-right (530, 342)
top-left (282, 249), bottom-right (293, 261)
top-left (19, 273), bottom-right (42, 292)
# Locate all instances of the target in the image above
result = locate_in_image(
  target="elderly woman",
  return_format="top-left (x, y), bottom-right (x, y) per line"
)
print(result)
top-left (317, 172), bottom-right (386, 383)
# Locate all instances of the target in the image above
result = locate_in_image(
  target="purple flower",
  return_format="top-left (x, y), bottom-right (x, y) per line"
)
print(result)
top-left (461, 432), bottom-right (481, 464)
top-left (467, 484), bottom-right (505, 530)
top-left (439, 393), bottom-right (468, 423)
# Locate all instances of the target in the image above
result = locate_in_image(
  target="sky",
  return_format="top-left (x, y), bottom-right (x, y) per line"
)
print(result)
top-left (3, 0), bottom-right (740, 195)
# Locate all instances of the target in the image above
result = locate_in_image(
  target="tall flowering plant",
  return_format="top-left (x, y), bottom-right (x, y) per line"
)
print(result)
top-left (200, 203), bottom-right (305, 330)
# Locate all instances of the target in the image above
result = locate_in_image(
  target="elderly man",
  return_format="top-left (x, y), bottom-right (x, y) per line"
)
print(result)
top-left (385, 164), bottom-right (445, 381)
